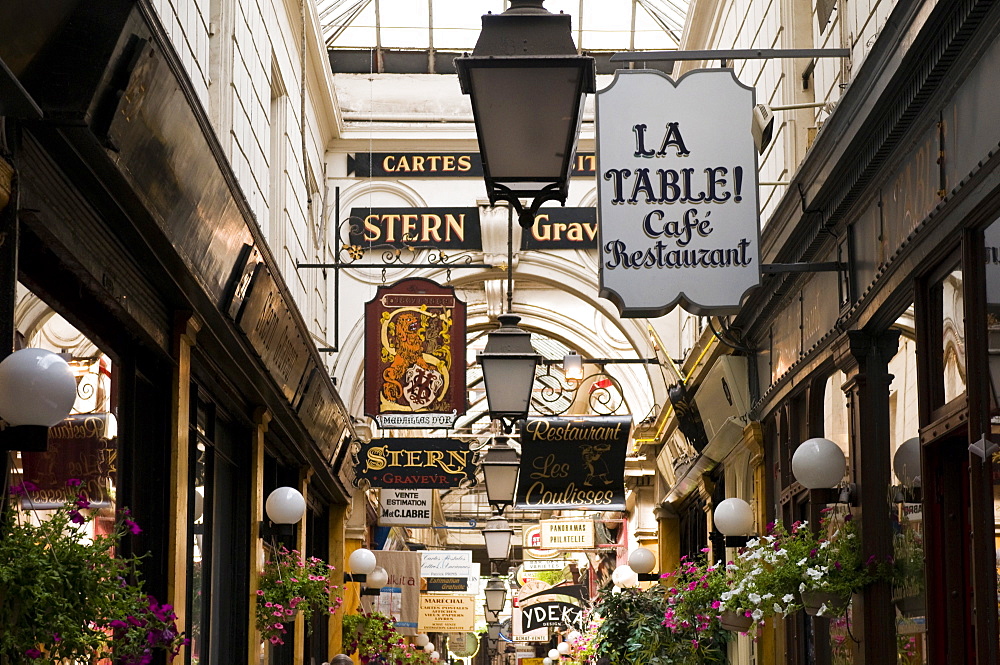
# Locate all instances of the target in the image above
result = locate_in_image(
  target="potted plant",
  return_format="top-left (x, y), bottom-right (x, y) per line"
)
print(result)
top-left (342, 612), bottom-right (432, 665)
top-left (256, 546), bottom-right (343, 646)
top-left (719, 521), bottom-right (811, 633)
top-left (0, 479), bottom-right (187, 665)
top-left (593, 553), bottom-right (730, 665)
top-left (891, 508), bottom-right (924, 617)
top-left (798, 509), bottom-right (886, 617)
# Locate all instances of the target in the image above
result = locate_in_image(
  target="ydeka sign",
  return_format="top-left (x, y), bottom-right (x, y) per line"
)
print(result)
top-left (596, 69), bottom-right (761, 316)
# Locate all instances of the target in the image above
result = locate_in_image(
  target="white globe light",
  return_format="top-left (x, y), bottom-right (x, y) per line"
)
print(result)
top-left (893, 437), bottom-right (921, 487)
top-left (611, 585), bottom-right (622, 595)
top-left (566, 630), bottom-right (581, 643)
top-left (265, 487), bottom-right (306, 524)
top-left (424, 643), bottom-right (435, 653)
top-left (791, 437), bottom-right (847, 489)
top-left (543, 659), bottom-right (553, 665)
top-left (0, 348), bottom-right (77, 426)
top-left (714, 498), bottom-right (755, 537)
top-left (414, 633), bottom-right (430, 647)
top-left (557, 642), bottom-right (571, 655)
top-left (547, 649), bottom-right (560, 660)
top-left (431, 651), bottom-right (439, 661)
top-left (627, 548), bottom-right (656, 575)
top-left (367, 566), bottom-right (389, 590)
top-left (611, 564), bottom-right (638, 588)
top-left (349, 548), bottom-right (378, 575)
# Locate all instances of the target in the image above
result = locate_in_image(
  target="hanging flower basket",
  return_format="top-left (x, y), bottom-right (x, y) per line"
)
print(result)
top-left (800, 589), bottom-right (850, 617)
top-left (718, 610), bottom-right (753, 632)
top-left (893, 593), bottom-right (925, 618)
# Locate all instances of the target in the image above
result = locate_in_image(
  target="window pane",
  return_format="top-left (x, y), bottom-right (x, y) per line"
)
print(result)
top-left (941, 269), bottom-right (965, 403)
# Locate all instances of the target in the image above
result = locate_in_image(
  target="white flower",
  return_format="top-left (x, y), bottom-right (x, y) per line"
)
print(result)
top-left (806, 567), bottom-right (824, 581)
top-left (773, 603), bottom-right (783, 613)
top-left (797, 557), bottom-right (807, 566)
top-left (799, 583), bottom-right (806, 593)
top-left (782, 594), bottom-right (794, 603)
top-left (721, 591), bottom-right (733, 601)
top-left (762, 593), bottom-right (774, 600)
top-left (820, 540), bottom-right (831, 549)
top-left (751, 609), bottom-right (763, 621)
top-left (748, 593), bottom-right (761, 604)
top-left (817, 603), bottom-right (828, 617)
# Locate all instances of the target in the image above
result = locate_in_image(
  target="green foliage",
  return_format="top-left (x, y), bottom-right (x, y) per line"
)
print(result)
top-left (801, 509), bottom-right (888, 602)
top-left (256, 547), bottom-right (343, 645)
top-left (342, 612), bottom-right (432, 665)
top-left (594, 556), bottom-right (729, 665)
top-left (0, 480), bottom-right (185, 665)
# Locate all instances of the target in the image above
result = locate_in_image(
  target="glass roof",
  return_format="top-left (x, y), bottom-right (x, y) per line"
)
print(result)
top-left (318, 0), bottom-right (689, 52)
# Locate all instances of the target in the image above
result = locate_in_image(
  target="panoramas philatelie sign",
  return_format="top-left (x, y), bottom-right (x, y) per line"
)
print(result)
top-left (596, 69), bottom-right (761, 316)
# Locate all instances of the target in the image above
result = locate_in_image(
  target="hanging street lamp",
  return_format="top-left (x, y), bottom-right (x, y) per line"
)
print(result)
top-left (456, 0), bottom-right (596, 230)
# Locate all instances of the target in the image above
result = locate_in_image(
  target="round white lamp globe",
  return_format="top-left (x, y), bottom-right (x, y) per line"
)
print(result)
top-left (423, 643), bottom-right (435, 653)
top-left (0, 348), bottom-right (77, 426)
top-left (566, 630), bottom-right (581, 644)
top-left (348, 548), bottom-right (378, 575)
top-left (265, 487), bottom-right (306, 524)
top-left (611, 564), bottom-right (638, 588)
top-left (547, 649), bottom-right (560, 661)
top-left (892, 437), bottom-right (921, 487)
top-left (557, 642), bottom-right (571, 655)
top-left (414, 633), bottom-right (430, 647)
top-left (714, 498), bottom-right (755, 537)
top-left (627, 548), bottom-right (656, 575)
top-left (543, 659), bottom-right (553, 665)
top-left (791, 437), bottom-right (846, 489)
top-left (611, 585), bottom-right (622, 595)
top-left (366, 566), bottom-right (389, 590)
top-left (430, 651), bottom-right (439, 661)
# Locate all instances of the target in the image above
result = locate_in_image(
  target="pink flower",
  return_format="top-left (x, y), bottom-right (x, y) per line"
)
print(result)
top-left (270, 636), bottom-right (283, 645)
top-left (257, 590), bottom-right (265, 596)
top-left (711, 601), bottom-right (721, 609)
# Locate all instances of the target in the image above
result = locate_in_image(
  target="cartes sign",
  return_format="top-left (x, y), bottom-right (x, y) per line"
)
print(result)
top-left (365, 278), bottom-right (467, 428)
top-left (347, 152), bottom-right (597, 179)
top-left (355, 438), bottom-right (475, 489)
top-left (515, 416), bottom-right (630, 510)
top-left (421, 550), bottom-right (473, 592)
top-left (595, 69), bottom-right (761, 316)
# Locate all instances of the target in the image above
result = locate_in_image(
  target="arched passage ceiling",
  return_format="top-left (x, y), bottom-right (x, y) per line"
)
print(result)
top-left (318, 0), bottom-right (691, 539)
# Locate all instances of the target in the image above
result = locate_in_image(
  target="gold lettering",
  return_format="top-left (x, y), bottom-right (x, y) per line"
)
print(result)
top-left (401, 214), bottom-right (418, 241)
top-left (422, 214), bottom-right (443, 242)
top-left (552, 223), bottom-right (567, 241)
top-left (364, 215), bottom-right (382, 242)
top-left (532, 215), bottom-right (551, 241)
top-left (383, 155), bottom-right (396, 172)
top-left (584, 223), bottom-right (598, 241)
top-left (383, 214), bottom-right (401, 242)
top-left (457, 155), bottom-right (471, 171)
top-left (367, 446), bottom-right (388, 471)
top-left (442, 450), bottom-right (470, 474)
top-left (425, 449), bottom-right (444, 469)
top-left (397, 156), bottom-right (411, 171)
top-left (442, 155), bottom-right (455, 171)
top-left (566, 223), bottom-right (583, 242)
top-left (427, 155), bottom-right (442, 171)
top-left (444, 214), bottom-right (465, 242)
top-left (386, 448), bottom-right (405, 466)
top-left (412, 156), bottom-right (425, 171)
top-left (406, 450), bottom-right (422, 466)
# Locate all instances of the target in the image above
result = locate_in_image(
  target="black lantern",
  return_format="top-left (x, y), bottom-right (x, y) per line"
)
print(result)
top-left (481, 437), bottom-right (520, 512)
top-left (483, 513), bottom-right (514, 563)
top-left (477, 315), bottom-right (541, 429)
top-left (484, 576), bottom-right (508, 617)
top-left (455, 0), bottom-right (596, 229)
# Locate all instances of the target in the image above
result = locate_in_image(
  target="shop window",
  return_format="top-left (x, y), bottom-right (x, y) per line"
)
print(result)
top-left (887, 308), bottom-right (926, 664)
top-left (6, 289), bottom-right (119, 541)
top-left (186, 387), bottom-right (250, 665)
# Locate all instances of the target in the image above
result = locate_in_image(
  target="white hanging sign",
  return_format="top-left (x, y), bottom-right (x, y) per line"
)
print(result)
top-left (595, 69), bottom-right (761, 316)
